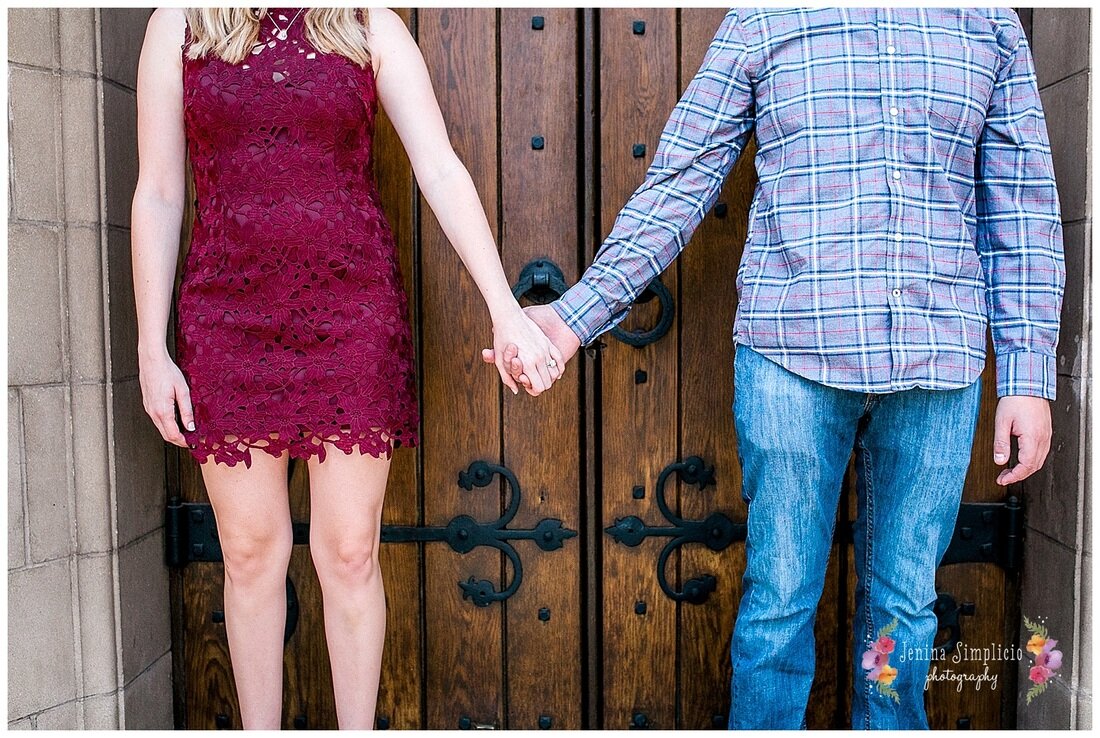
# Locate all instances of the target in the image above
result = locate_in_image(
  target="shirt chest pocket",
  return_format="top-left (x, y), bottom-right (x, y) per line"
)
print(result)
top-left (925, 40), bottom-right (999, 145)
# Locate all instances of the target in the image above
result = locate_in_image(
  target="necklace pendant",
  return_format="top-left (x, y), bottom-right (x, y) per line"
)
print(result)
top-left (276, 29), bottom-right (288, 40)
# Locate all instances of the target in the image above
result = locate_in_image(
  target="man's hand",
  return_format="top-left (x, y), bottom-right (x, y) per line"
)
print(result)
top-left (482, 304), bottom-right (581, 395)
top-left (993, 395), bottom-right (1052, 486)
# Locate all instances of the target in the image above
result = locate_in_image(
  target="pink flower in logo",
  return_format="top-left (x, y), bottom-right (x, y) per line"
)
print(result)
top-left (1029, 665), bottom-right (1053, 685)
top-left (873, 636), bottom-right (895, 655)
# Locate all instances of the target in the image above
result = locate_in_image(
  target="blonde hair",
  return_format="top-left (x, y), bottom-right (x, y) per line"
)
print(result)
top-left (183, 8), bottom-right (371, 67)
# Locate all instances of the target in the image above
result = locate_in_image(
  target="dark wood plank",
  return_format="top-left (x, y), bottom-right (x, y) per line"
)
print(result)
top-left (597, 8), bottom-right (680, 730)
top-left (926, 340), bottom-right (1008, 729)
top-left (372, 7), bottom-right (425, 730)
top-left (675, 8), bottom-right (753, 730)
top-left (183, 564), bottom-right (240, 728)
top-left (499, 7), bottom-right (584, 730)
top-left (281, 540), bottom-right (336, 729)
top-left (417, 8), bottom-right (505, 730)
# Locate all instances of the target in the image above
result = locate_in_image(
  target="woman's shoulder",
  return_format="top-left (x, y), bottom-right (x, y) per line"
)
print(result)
top-left (148, 7), bottom-right (188, 48)
top-left (363, 7), bottom-right (412, 40)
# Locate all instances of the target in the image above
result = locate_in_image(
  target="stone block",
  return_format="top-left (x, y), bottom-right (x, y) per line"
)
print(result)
top-left (102, 83), bottom-right (137, 230)
top-left (1040, 71), bottom-right (1090, 224)
top-left (1032, 8), bottom-right (1091, 89)
top-left (100, 9), bottom-right (153, 90)
top-left (21, 385), bottom-right (73, 563)
top-left (7, 559), bottom-right (77, 718)
top-left (9, 389), bottom-right (26, 569)
top-left (8, 9), bottom-right (57, 69)
top-left (34, 699), bottom-right (78, 729)
top-left (1023, 375), bottom-right (1086, 548)
top-left (77, 552), bottom-right (120, 695)
top-left (9, 66), bottom-right (61, 222)
top-left (58, 8), bottom-right (97, 74)
top-left (61, 75), bottom-right (102, 224)
top-left (65, 226), bottom-right (107, 383)
top-left (72, 383), bottom-right (113, 553)
top-left (1057, 221), bottom-right (1089, 378)
top-left (121, 650), bottom-right (173, 729)
top-left (106, 225), bottom-right (138, 381)
top-left (118, 528), bottom-right (170, 683)
top-left (81, 691), bottom-right (121, 729)
top-left (8, 223), bottom-right (64, 386)
top-left (112, 378), bottom-right (166, 546)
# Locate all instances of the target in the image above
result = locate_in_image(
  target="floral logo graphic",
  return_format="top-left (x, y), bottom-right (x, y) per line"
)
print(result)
top-left (861, 617), bottom-right (900, 703)
top-left (1023, 615), bottom-right (1063, 704)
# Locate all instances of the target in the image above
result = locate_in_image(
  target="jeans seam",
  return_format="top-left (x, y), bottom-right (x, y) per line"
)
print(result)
top-left (858, 436), bottom-right (876, 729)
top-left (731, 542), bottom-right (758, 727)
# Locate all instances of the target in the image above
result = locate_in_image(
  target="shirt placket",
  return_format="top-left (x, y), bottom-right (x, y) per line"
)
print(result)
top-left (877, 8), bottom-right (906, 389)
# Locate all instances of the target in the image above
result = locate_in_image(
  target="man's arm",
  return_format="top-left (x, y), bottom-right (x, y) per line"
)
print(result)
top-left (976, 12), bottom-right (1066, 485)
top-left (976, 12), bottom-right (1065, 402)
top-left (552, 9), bottom-right (759, 346)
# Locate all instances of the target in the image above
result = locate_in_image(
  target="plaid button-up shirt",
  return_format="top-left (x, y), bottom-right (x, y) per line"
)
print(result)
top-left (552, 8), bottom-right (1065, 399)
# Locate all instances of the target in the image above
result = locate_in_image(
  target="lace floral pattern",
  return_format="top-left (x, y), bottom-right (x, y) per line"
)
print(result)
top-left (176, 9), bottom-right (419, 468)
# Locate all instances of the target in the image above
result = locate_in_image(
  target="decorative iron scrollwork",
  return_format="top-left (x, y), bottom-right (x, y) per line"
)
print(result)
top-left (605, 456), bottom-right (744, 604)
top-left (933, 592), bottom-right (976, 657)
top-left (166, 461), bottom-right (576, 608)
top-left (383, 461), bottom-right (577, 607)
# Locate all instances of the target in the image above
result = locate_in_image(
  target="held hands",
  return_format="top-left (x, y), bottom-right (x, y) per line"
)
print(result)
top-left (487, 306), bottom-right (568, 396)
top-left (993, 395), bottom-right (1053, 486)
top-left (482, 304), bottom-right (581, 396)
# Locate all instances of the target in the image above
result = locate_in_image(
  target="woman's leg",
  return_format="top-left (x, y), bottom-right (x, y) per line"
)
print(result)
top-left (200, 442), bottom-right (293, 729)
top-left (306, 441), bottom-right (393, 730)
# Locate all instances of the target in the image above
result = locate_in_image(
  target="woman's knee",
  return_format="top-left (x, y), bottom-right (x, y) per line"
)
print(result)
top-left (220, 529), bottom-right (293, 583)
top-left (310, 533), bottom-right (381, 585)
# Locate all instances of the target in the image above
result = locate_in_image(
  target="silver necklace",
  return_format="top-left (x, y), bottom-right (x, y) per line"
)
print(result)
top-left (267, 8), bottom-right (304, 40)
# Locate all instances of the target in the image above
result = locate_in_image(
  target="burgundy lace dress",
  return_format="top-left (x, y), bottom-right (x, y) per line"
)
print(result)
top-left (176, 9), bottom-right (419, 468)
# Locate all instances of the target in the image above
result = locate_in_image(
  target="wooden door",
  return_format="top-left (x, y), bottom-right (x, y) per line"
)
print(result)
top-left (167, 8), bottom-right (1020, 730)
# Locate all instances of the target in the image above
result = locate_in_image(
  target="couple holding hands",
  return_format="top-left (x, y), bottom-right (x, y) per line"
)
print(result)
top-left (134, 7), bottom-right (1063, 730)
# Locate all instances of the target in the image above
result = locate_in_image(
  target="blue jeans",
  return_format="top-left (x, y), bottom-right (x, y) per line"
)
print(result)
top-left (726, 344), bottom-right (982, 729)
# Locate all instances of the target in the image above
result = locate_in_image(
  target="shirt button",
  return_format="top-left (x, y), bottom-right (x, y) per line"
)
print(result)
top-left (886, 45), bottom-right (896, 54)
top-left (892, 170), bottom-right (902, 180)
top-left (890, 107), bottom-right (899, 117)
top-left (894, 233), bottom-right (903, 241)
top-left (892, 288), bottom-right (902, 297)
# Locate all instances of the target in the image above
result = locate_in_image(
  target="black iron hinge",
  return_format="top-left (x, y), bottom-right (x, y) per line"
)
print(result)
top-left (837, 495), bottom-right (1024, 573)
top-left (938, 496), bottom-right (1024, 572)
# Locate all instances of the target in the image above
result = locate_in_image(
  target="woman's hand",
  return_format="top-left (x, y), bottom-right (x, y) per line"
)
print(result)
top-left (490, 308), bottom-right (564, 396)
top-left (139, 346), bottom-right (196, 447)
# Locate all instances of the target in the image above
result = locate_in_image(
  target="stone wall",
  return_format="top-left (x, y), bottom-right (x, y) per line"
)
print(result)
top-left (7, 8), bottom-right (171, 729)
top-left (1016, 7), bottom-right (1093, 730)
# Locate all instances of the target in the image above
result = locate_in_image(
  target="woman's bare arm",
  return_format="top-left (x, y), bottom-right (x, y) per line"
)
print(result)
top-left (132, 7), bottom-right (194, 444)
top-left (366, 8), bottom-right (562, 395)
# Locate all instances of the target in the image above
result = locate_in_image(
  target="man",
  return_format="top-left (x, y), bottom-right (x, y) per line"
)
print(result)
top-left (486, 7), bottom-right (1064, 729)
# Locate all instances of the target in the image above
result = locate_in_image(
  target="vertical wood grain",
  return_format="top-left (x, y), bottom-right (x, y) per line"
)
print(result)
top-left (417, 8), bottom-right (504, 729)
top-left (597, 8), bottom-right (680, 729)
top-left (499, 7), bottom-right (584, 730)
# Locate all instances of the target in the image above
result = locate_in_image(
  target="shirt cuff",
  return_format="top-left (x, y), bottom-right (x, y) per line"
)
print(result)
top-left (996, 350), bottom-right (1057, 400)
top-left (551, 280), bottom-right (619, 347)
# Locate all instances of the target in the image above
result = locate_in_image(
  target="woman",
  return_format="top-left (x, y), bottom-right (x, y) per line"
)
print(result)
top-left (132, 7), bottom-right (562, 728)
